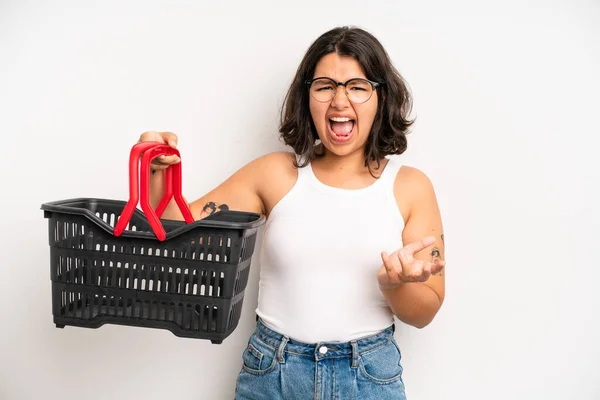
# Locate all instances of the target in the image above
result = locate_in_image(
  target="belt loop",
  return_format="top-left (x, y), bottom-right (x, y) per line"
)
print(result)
top-left (351, 341), bottom-right (358, 369)
top-left (277, 336), bottom-right (289, 364)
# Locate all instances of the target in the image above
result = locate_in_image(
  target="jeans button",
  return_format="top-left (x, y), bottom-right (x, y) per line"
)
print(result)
top-left (318, 346), bottom-right (328, 354)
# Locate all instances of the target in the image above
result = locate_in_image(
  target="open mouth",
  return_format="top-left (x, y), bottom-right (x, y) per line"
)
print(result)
top-left (328, 117), bottom-right (355, 143)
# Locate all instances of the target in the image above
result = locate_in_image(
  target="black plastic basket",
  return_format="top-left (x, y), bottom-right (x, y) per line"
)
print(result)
top-left (40, 142), bottom-right (265, 343)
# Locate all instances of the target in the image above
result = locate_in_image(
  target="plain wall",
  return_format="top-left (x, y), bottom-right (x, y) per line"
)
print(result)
top-left (1, 1), bottom-right (599, 399)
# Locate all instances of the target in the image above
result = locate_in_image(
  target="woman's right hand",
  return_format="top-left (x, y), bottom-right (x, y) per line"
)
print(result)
top-left (138, 131), bottom-right (181, 171)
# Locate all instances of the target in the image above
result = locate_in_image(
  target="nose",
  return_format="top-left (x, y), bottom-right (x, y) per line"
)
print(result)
top-left (330, 85), bottom-right (350, 109)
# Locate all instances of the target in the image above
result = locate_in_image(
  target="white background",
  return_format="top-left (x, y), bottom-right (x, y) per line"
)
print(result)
top-left (1, 1), bottom-right (599, 399)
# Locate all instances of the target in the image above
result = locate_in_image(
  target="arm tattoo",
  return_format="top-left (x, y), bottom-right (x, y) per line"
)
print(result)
top-left (199, 201), bottom-right (229, 218)
top-left (430, 246), bottom-right (445, 276)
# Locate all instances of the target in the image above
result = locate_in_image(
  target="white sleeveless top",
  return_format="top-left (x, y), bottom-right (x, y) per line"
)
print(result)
top-left (255, 155), bottom-right (406, 343)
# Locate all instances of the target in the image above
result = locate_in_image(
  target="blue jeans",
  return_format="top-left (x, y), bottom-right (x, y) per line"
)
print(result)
top-left (234, 319), bottom-right (407, 399)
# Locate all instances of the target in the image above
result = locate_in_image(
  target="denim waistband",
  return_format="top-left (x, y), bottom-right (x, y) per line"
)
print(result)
top-left (253, 318), bottom-right (395, 360)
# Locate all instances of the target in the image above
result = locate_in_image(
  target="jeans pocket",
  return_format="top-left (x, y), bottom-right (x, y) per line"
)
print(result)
top-left (358, 338), bottom-right (404, 384)
top-left (241, 334), bottom-right (278, 376)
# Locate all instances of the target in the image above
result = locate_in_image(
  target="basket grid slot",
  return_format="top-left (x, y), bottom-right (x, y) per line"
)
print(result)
top-left (58, 289), bottom-right (221, 332)
top-left (234, 264), bottom-right (251, 297)
top-left (240, 233), bottom-right (257, 262)
top-left (94, 211), bottom-right (140, 232)
top-left (52, 217), bottom-right (239, 264)
top-left (55, 256), bottom-right (227, 297)
top-left (228, 298), bottom-right (243, 330)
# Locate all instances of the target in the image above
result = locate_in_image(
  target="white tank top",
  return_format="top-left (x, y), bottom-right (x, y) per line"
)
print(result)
top-left (255, 155), bottom-right (405, 343)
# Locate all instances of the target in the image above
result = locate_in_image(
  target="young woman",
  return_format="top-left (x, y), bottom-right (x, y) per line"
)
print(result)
top-left (139, 26), bottom-right (445, 399)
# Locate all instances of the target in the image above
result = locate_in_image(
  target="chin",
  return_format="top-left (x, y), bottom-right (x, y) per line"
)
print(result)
top-left (318, 140), bottom-right (365, 158)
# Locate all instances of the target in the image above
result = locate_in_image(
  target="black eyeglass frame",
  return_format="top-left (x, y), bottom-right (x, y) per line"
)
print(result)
top-left (304, 77), bottom-right (384, 103)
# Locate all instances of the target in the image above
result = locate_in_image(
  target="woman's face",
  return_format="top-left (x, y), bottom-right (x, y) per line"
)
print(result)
top-left (308, 53), bottom-right (379, 159)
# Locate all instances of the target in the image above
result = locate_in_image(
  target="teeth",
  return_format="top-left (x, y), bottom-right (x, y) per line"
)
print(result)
top-left (330, 117), bottom-right (352, 122)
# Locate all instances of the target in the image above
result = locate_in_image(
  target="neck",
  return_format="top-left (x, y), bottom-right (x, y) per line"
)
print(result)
top-left (315, 145), bottom-right (383, 174)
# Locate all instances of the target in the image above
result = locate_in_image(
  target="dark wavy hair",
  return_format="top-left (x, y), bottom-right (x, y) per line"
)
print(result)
top-left (279, 26), bottom-right (415, 175)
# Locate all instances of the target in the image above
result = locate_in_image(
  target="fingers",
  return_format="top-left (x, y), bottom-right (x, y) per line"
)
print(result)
top-left (397, 253), bottom-right (438, 283)
top-left (402, 236), bottom-right (436, 256)
top-left (160, 131), bottom-right (178, 148)
top-left (397, 260), bottom-right (427, 283)
top-left (381, 251), bottom-right (397, 272)
top-left (416, 261), bottom-right (445, 280)
top-left (430, 260), bottom-right (446, 275)
top-left (380, 251), bottom-right (404, 288)
top-left (380, 245), bottom-right (446, 288)
top-left (397, 250), bottom-right (411, 267)
top-left (139, 131), bottom-right (165, 144)
top-left (138, 131), bottom-right (178, 148)
top-left (138, 131), bottom-right (180, 169)
top-left (150, 154), bottom-right (181, 170)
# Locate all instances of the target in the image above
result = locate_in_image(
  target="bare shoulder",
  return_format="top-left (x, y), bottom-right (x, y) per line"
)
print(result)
top-left (395, 165), bottom-right (435, 192)
top-left (248, 151), bottom-right (298, 182)
top-left (252, 151), bottom-right (297, 171)
top-left (251, 151), bottom-right (299, 216)
top-left (187, 151), bottom-right (297, 218)
top-left (228, 151), bottom-right (295, 183)
top-left (393, 165), bottom-right (437, 221)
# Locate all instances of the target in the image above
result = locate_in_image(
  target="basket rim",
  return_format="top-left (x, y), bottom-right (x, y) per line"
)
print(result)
top-left (41, 197), bottom-right (266, 240)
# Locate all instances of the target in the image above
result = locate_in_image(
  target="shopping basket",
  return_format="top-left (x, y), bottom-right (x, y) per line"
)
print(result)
top-left (40, 141), bottom-right (265, 343)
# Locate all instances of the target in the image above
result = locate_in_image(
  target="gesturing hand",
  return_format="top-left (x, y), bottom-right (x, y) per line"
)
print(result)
top-left (378, 236), bottom-right (445, 289)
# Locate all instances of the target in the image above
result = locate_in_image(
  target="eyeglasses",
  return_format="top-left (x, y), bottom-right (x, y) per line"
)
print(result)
top-left (305, 77), bottom-right (382, 104)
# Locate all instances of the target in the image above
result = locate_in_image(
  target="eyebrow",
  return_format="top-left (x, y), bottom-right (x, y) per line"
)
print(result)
top-left (312, 76), bottom-right (368, 83)
top-left (313, 76), bottom-right (368, 82)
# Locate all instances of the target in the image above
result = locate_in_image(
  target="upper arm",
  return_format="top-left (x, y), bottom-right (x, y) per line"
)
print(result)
top-left (187, 152), bottom-right (287, 219)
top-left (396, 166), bottom-right (446, 303)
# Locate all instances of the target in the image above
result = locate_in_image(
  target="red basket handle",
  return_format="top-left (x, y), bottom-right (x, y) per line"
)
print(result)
top-left (114, 142), bottom-right (195, 241)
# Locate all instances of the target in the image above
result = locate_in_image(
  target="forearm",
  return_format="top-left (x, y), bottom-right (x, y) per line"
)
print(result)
top-left (380, 282), bottom-right (442, 329)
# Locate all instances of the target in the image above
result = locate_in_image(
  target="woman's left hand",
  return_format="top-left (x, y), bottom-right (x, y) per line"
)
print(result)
top-left (378, 236), bottom-right (446, 289)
